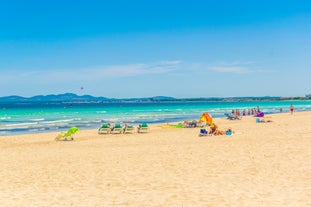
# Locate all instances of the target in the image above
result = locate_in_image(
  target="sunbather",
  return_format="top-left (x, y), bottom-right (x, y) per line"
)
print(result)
top-left (209, 123), bottom-right (225, 136)
top-left (258, 118), bottom-right (273, 123)
top-left (183, 120), bottom-right (198, 128)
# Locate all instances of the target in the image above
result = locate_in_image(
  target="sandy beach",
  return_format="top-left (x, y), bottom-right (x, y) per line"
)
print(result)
top-left (0, 111), bottom-right (310, 207)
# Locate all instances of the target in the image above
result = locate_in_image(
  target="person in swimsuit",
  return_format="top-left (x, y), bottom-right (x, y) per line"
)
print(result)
top-left (290, 104), bottom-right (294, 115)
top-left (209, 123), bottom-right (225, 136)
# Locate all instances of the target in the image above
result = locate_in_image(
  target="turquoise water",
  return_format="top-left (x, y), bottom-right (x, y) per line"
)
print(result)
top-left (1, 100), bottom-right (310, 135)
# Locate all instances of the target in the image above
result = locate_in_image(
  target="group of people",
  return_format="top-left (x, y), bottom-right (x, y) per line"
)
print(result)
top-left (232, 104), bottom-right (295, 117)
top-left (231, 106), bottom-right (261, 117)
top-left (185, 104), bottom-right (296, 137)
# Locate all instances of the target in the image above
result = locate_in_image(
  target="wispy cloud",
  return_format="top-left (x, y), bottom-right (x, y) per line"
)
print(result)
top-left (90, 60), bottom-right (181, 77)
top-left (221, 60), bottom-right (256, 66)
top-left (0, 60), bottom-right (182, 82)
top-left (209, 60), bottom-right (274, 74)
top-left (211, 66), bottom-right (251, 74)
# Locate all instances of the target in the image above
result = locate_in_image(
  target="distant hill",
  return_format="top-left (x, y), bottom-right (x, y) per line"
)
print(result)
top-left (0, 93), bottom-right (108, 103)
top-left (0, 95), bottom-right (28, 102)
top-left (0, 93), bottom-right (176, 103)
top-left (29, 93), bottom-right (109, 102)
top-left (0, 93), bottom-right (308, 103)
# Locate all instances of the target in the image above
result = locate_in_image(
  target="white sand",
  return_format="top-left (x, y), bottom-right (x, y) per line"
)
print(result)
top-left (0, 112), bottom-right (310, 207)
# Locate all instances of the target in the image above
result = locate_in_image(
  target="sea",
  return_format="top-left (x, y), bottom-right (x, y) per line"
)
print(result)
top-left (1, 100), bottom-right (310, 136)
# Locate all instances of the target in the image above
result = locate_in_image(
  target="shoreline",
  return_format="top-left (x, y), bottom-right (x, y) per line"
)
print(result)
top-left (1, 110), bottom-right (309, 139)
top-left (1, 100), bottom-right (311, 136)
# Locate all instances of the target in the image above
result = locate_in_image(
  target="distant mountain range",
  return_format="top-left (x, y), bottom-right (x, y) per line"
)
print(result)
top-left (0, 93), bottom-right (308, 103)
top-left (0, 93), bottom-right (177, 103)
top-left (0, 93), bottom-right (108, 103)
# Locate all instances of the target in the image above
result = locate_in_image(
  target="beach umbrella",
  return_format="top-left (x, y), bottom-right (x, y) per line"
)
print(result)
top-left (199, 112), bottom-right (213, 125)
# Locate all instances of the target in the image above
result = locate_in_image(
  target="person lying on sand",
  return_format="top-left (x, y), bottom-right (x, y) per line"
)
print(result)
top-left (183, 120), bottom-right (198, 128)
top-left (209, 123), bottom-right (225, 136)
top-left (257, 118), bottom-right (273, 123)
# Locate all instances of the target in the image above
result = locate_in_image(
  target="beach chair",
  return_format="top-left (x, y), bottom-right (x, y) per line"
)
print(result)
top-left (123, 125), bottom-right (135, 134)
top-left (137, 123), bottom-right (149, 133)
top-left (111, 123), bottom-right (123, 134)
top-left (224, 113), bottom-right (241, 120)
top-left (55, 126), bottom-right (79, 141)
top-left (98, 123), bottom-right (111, 134)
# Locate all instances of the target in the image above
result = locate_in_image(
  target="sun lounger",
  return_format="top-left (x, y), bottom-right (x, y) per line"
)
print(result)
top-left (137, 123), bottom-right (149, 133)
top-left (98, 123), bottom-right (111, 134)
top-left (55, 126), bottom-right (79, 141)
top-left (111, 123), bottom-right (123, 134)
top-left (123, 125), bottom-right (135, 134)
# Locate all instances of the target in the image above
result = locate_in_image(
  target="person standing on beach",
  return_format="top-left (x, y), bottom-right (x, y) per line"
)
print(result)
top-left (290, 104), bottom-right (294, 115)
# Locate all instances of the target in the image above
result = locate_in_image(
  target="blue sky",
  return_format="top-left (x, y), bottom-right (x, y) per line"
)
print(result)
top-left (0, 0), bottom-right (310, 98)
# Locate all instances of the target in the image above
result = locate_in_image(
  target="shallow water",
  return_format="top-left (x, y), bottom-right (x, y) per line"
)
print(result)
top-left (0, 100), bottom-right (310, 135)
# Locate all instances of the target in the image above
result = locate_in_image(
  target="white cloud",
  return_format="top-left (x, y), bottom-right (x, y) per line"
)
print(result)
top-left (217, 60), bottom-right (256, 66)
top-left (91, 60), bottom-right (181, 77)
top-left (211, 66), bottom-right (251, 74)
top-left (1, 60), bottom-right (182, 82)
top-left (209, 60), bottom-right (274, 74)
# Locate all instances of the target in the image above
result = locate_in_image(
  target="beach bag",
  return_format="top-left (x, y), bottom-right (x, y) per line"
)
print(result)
top-left (225, 129), bottom-right (232, 136)
top-left (199, 129), bottom-right (208, 136)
